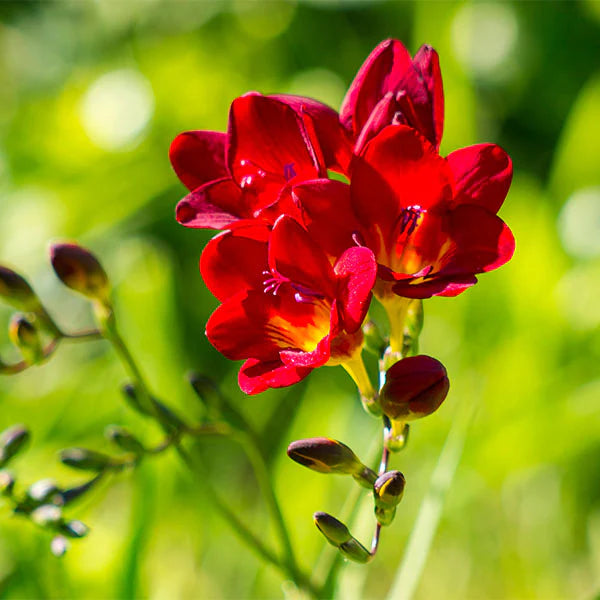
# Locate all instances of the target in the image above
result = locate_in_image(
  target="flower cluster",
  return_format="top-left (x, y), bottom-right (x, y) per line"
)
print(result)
top-left (171, 39), bottom-right (514, 397)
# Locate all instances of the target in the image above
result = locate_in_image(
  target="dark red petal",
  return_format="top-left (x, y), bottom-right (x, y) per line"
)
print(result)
top-left (200, 222), bottom-right (270, 302)
top-left (353, 92), bottom-right (397, 155)
top-left (270, 94), bottom-right (353, 175)
top-left (340, 39), bottom-right (412, 136)
top-left (334, 246), bottom-right (377, 333)
top-left (447, 144), bottom-right (513, 214)
top-left (269, 215), bottom-right (336, 299)
top-left (292, 179), bottom-right (360, 261)
top-left (352, 125), bottom-right (452, 253)
top-left (392, 274), bottom-right (478, 299)
top-left (238, 358), bottom-right (312, 394)
top-left (169, 131), bottom-right (228, 191)
top-left (175, 178), bottom-right (244, 229)
top-left (411, 45), bottom-right (444, 149)
top-left (227, 94), bottom-right (320, 190)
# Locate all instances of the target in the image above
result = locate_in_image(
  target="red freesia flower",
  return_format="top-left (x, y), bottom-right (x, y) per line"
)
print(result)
top-left (171, 93), bottom-right (351, 230)
top-left (201, 216), bottom-right (377, 394)
top-left (294, 124), bottom-right (514, 301)
top-left (340, 39), bottom-right (444, 153)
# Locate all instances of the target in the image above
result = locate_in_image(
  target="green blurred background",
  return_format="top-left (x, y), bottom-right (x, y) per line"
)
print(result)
top-left (0, 0), bottom-right (599, 598)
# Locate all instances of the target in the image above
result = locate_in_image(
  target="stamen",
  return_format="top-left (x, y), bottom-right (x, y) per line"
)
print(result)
top-left (283, 162), bottom-right (297, 181)
top-left (352, 231), bottom-right (366, 247)
top-left (397, 205), bottom-right (425, 236)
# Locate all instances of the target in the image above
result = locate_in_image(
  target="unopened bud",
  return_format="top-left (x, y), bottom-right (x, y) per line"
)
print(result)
top-left (105, 426), bottom-right (145, 455)
top-left (49, 243), bottom-right (110, 304)
top-left (313, 511), bottom-right (352, 546)
top-left (0, 470), bottom-right (15, 494)
top-left (0, 266), bottom-right (41, 311)
top-left (31, 504), bottom-right (62, 527)
top-left (60, 519), bottom-right (89, 538)
top-left (59, 448), bottom-right (112, 472)
top-left (0, 425), bottom-right (30, 467)
top-left (9, 314), bottom-right (44, 365)
top-left (122, 383), bottom-right (185, 433)
top-left (27, 479), bottom-right (62, 505)
top-left (380, 355), bottom-right (449, 422)
top-left (373, 470), bottom-right (405, 525)
top-left (51, 535), bottom-right (69, 557)
top-left (339, 538), bottom-right (372, 564)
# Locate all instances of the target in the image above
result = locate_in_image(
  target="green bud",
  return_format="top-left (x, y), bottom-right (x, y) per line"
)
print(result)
top-left (362, 320), bottom-right (388, 357)
top-left (105, 425), bottom-right (145, 455)
top-left (339, 538), bottom-right (372, 564)
top-left (61, 474), bottom-right (102, 504)
top-left (27, 479), bottom-right (62, 505)
top-left (31, 504), bottom-right (62, 527)
top-left (0, 266), bottom-right (41, 311)
top-left (188, 373), bottom-right (249, 431)
top-left (59, 448), bottom-right (112, 472)
top-left (0, 425), bottom-right (30, 467)
top-left (313, 512), bottom-right (352, 546)
top-left (51, 535), bottom-right (69, 557)
top-left (49, 243), bottom-right (110, 304)
top-left (8, 314), bottom-right (44, 365)
top-left (60, 520), bottom-right (89, 538)
top-left (122, 383), bottom-right (185, 433)
top-left (0, 470), bottom-right (15, 495)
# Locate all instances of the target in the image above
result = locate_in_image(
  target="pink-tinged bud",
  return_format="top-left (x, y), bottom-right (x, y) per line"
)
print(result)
top-left (0, 266), bottom-right (41, 311)
top-left (49, 243), bottom-right (110, 303)
top-left (288, 437), bottom-right (363, 475)
top-left (8, 314), bottom-right (44, 365)
top-left (379, 355), bottom-right (449, 421)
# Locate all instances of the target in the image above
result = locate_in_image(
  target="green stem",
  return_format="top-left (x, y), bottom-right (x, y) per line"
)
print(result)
top-left (385, 401), bottom-right (474, 600)
top-left (100, 308), bottom-right (318, 598)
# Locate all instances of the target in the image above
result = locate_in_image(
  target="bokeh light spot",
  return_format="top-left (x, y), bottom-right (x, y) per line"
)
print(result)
top-left (558, 187), bottom-right (600, 259)
top-left (451, 3), bottom-right (519, 80)
top-left (79, 69), bottom-right (154, 151)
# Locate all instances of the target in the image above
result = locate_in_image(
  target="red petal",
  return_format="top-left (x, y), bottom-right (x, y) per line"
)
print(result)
top-left (169, 131), bottom-right (228, 191)
top-left (292, 179), bottom-right (360, 261)
top-left (340, 39), bottom-right (412, 136)
top-left (442, 205), bottom-right (515, 274)
top-left (352, 125), bottom-right (452, 255)
top-left (269, 215), bottom-right (336, 299)
top-left (227, 94), bottom-right (320, 194)
top-left (200, 222), bottom-right (270, 302)
top-left (334, 246), bottom-right (377, 333)
top-left (447, 144), bottom-right (513, 214)
top-left (175, 178), bottom-right (244, 229)
top-left (271, 94), bottom-right (353, 175)
top-left (239, 358), bottom-right (312, 394)
top-left (411, 45), bottom-right (444, 149)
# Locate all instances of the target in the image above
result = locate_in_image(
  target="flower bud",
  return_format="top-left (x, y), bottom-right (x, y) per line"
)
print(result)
top-left (288, 438), bottom-right (376, 487)
top-left (49, 243), bottom-right (110, 303)
top-left (59, 448), bottom-right (112, 472)
top-left (122, 383), bottom-right (185, 433)
top-left (339, 538), bottom-right (372, 564)
top-left (105, 425), bottom-right (145, 455)
top-left (379, 355), bottom-right (449, 421)
top-left (0, 266), bottom-right (41, 311)
top-left (0, 470), bottom-right (15, 495)
top-left (374, 470), bottom-right (406, 507)
top-left (27, 479), bottom-right (62, 505)
top-left (313, 511), bottom-right (352, 546)
top-left (51, 535), bottom-right (69, 557)
top-left (0, 425), bottom-right (30, 467)
top-left (8, 314), bottom-right (44, 365)
top-left (60, 519), bottom-right (89, 538)
top-left (373, 470), bottom-right (405, 526)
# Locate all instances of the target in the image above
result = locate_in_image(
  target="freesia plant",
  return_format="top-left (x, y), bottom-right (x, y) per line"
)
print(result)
top-left (0, 39), bottom-right (513, 598)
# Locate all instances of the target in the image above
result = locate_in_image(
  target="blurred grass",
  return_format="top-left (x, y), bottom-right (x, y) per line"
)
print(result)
top-left (0, 0), bottom-right (599, 598)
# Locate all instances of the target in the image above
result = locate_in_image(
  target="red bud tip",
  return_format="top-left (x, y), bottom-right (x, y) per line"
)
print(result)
top-left (380, 355), bottom-right (449, 421)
